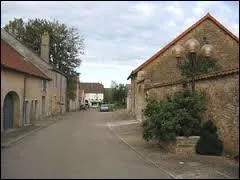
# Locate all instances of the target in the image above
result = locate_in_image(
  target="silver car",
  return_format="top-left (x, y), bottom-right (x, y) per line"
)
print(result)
top-left (99, 104), bottom-right (111, 112)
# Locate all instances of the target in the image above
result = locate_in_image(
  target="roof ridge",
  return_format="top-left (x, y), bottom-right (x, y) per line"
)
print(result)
top-left (1, 28), bottom-right (66, 76)
top-left (128, 13), bottom-right (239, 79)
top-left (1, 39), bottom-right (51, 80)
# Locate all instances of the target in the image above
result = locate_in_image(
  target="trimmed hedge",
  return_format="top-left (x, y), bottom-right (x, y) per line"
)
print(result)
top-left (142, 90), bottom-right (206, 142)
top-left (195, 120), bottom-right (223, 156)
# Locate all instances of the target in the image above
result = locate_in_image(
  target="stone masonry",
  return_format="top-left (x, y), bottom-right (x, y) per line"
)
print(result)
top-left (128, 14), bottom-right (239, 155)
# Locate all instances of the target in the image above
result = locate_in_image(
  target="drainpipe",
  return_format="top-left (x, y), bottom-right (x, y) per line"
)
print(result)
top-left (22, 76), bottom-right (27, 127)
top-left (60, 75), bottom-right (62, 114)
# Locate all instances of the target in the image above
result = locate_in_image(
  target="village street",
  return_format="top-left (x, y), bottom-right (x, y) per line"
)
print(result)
top-left (1, 110), bottom-right (171, 179)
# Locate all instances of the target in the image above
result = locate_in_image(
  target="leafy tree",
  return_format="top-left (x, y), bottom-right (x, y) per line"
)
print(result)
top-left (104, 88), bottom-right (113, 103)
top-left (4, 18), bottom-right (85, 100)
top-left (177, 52), bottom-right (220, 92)
top-left (111, 81), bottom-right (127, 105)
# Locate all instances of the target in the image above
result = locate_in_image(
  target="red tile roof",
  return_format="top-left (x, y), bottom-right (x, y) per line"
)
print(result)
top-left (1, 39), bottom-right (51, 80)
top-left (128, 13), bottom-right (239, 79)
top-left (79, 82), bottom-right (104, 93)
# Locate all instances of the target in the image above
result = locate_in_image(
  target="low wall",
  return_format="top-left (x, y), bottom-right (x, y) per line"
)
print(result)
top-left (159, 136), bottom-right (200, 154)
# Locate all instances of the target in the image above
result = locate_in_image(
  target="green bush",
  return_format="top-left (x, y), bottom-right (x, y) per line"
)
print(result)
top-left (142, 90), bottom-right (206, 142)
top-left (113, 103), bottom-right (126, 110)
top-left (195, 120), bottom-right (223, 156)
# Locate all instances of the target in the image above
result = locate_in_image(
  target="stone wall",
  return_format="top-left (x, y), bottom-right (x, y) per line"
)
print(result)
top-left (195, 73), bottom-right (239, 154)
top-left (159, 136), bottom-right (200, 154)
top-left (128, 17), bottom-right (239, 154)
top-left (146, 72), bottom-right (239, 154)
top-left (141, 19), bottom-right (239, 84)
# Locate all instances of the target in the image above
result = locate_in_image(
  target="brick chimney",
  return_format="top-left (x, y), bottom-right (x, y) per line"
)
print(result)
top-left (40, 31), bottom-right (49, 62)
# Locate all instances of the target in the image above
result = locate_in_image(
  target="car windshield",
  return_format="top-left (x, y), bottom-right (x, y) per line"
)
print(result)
top-left (101, 104), bottom-right (109, 107)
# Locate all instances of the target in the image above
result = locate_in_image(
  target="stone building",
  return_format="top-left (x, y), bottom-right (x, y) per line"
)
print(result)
top-left (79, 82), bottom-right (104, 108)
top-left (1, 29), bottom-right (68, 126)
top-left (1, 38), bottom-right (51, 132)
top-left (68, 74), bottom-right (80, 111)
top-left (127, 13), bottom-right (239, 154)
top-left (126, 84), bottom-right (132, 113)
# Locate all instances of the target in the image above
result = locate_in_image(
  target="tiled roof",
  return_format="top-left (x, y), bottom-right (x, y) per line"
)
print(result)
top-left (128, 13), bottom-right (239, 79)
top-left (79, 82), bottom-right (104, 93)
top-left (1, 29), bottom-right (67, 78)
top-left (1, 39), bottom-right (51, 80)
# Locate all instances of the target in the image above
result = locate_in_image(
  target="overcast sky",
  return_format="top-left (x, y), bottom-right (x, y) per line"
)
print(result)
top-left (1, 1), bottom-right (239, 88)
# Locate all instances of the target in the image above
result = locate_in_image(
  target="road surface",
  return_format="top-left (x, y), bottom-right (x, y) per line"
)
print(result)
top-left (1, 110), bottom-right (171, 179)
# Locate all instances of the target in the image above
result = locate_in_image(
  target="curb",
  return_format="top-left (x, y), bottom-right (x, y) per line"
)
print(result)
top-left (1, 126), bottom-right (43, 148)
top-left (1, 120), bottom-right (58, 149)
top-left (107, 122), bottom-right (177, 179)
top-left (107, 122), bottom-right (237, 180)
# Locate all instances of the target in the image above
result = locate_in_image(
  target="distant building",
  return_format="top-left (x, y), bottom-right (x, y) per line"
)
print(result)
top-left (126, 84), bottom-right (132, 113)
top-left (79, 82), bottom-right (104, 107)
top-left (68, 74), bottom-right (80, 111)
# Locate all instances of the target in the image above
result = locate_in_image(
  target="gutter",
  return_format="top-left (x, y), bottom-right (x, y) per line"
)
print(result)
top-left (22, 76), bottom-right (28, 126)
top-left (60, 75), bottom-right (62, 114)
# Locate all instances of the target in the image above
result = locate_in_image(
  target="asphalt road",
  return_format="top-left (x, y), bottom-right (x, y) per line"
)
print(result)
top-left (1, 110), bottom-right (171, 179)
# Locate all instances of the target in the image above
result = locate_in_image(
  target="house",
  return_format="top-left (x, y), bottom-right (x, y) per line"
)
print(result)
top-left (79, 82), bottom-right (104, 107)
top-left (79, 89), bottom-right (85, 106)
top-left (126, 84), bottom-right (132, 113)
top-left (1, 29), bottom-right (68, 122)
top-left (1, 38), bottom-right (51, 131)
top-left (68, 73), bottom-right (80, 111)
top-left (127, 13), bottom-right (239, 154)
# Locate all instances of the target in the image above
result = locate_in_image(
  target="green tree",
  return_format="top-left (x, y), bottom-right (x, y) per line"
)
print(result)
top-left (104, 88), bottom-right (113, 103)
top-left (177, 52), bottom-right (220, 92)
top-left (4, 18), bottom-right (85, 100)
top-left (111, 81), bottom-right (127, 105)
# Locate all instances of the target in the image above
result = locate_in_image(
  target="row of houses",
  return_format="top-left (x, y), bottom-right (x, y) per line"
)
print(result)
top-left (127, 13), bottom-right (239, 154)
top-left (1, 28), bottom-right (106, 132)
top-left (1, 29), bottom-right (81, 132)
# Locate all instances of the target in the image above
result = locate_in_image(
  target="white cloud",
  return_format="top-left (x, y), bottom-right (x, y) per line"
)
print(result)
top-left (134, 2), bottom-right (155, 17)
top-left (192, 7), bottom-right (205, 16)
top-left (165, 5), bottom-right (184, 21)
top-left (1, 1), bottom-right (239, 87)
top-left (230, 23), bottom-right (239, 37)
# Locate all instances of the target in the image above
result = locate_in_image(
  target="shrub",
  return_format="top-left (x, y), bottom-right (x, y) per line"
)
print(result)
top-left (195, 120), bottom-right (223, 156)
top-left (113, 103), bottom-right (126, 110)
top-left (142, 90), bottom-right (206, 142)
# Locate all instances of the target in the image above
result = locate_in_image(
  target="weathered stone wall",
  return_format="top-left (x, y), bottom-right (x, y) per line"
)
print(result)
top-left (195, 74), bottom-right (239, 154)
top-left (127, 84), bottom-right (132, 113)
top-left (142, 19), bottom-right (239, 84)
top-left (159, 136), bottom-right (200, 154)
top-left (147, 73), bottom-right (239, 154)
top-left (129, 17), bottom-right (239, 154)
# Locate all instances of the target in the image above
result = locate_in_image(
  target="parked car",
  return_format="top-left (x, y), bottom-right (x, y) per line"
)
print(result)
top-left (80, 104), bottom-right (86, 110)
top-left (99, 104), bottom-right (112, 112)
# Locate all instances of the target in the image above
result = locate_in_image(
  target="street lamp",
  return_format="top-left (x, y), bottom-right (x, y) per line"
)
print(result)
top-left (172, 38), bottom-right (214, 92)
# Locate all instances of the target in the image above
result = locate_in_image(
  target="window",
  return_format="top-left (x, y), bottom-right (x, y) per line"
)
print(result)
top-left (42, 80), bottom-right (47, 92)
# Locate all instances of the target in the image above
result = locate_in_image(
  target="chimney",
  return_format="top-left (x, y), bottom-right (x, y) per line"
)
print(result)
top-left (41, 31), bottom-right (50, 63)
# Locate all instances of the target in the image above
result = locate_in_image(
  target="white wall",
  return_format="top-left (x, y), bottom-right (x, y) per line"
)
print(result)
top-left (85, 93), bottom-right (104, 107)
